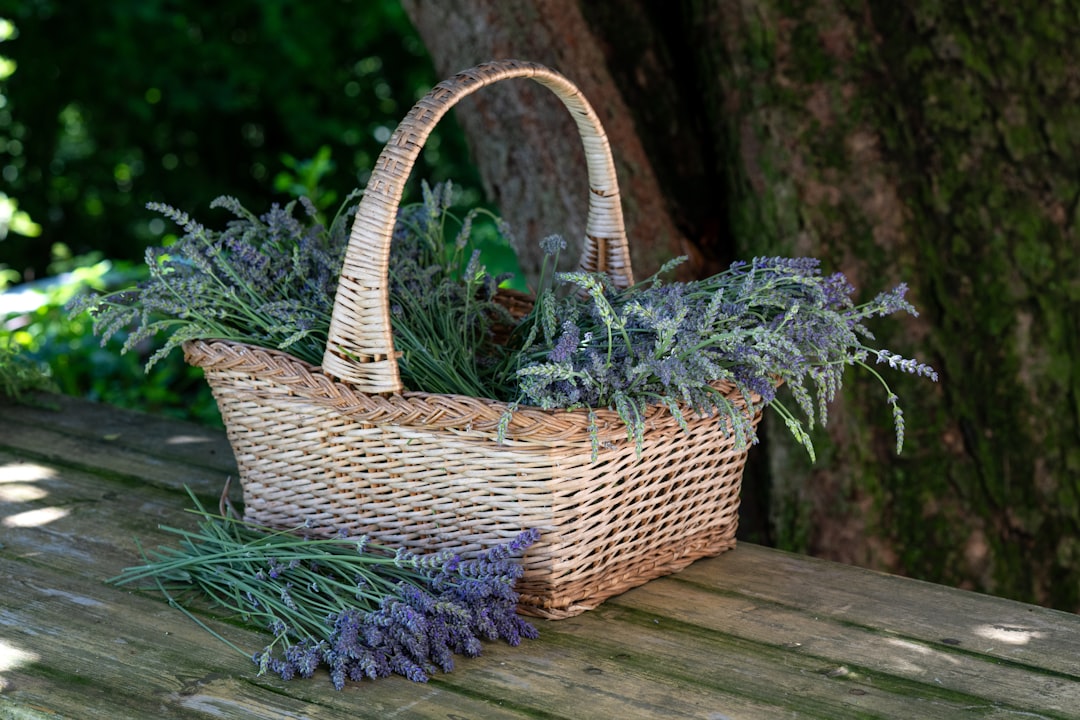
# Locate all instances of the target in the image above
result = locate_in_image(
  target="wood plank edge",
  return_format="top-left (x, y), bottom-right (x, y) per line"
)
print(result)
top-left (656, 572), bottom-right (1080, 684)
top-left (597, 599), bottom-right (1077, 719)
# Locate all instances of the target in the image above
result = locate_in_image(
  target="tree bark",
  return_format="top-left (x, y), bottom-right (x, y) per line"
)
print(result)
top-left (688, 0), bottom-right (1080, 611)
top-left (398, 0), bottom-right (690, 283)
top-left (403, 0), bottom-right (1080, 611)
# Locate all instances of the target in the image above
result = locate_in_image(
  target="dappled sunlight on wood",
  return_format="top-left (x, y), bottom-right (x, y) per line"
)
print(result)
top-left (0, 461), bottom-right (63, 526)
top-left (165, 434), bottom-right (215, 446)
top-left (0, 638), bottom-right (39, 685)
top-left (3, 506), bottom-right (69, 528)
top-left (882, 637), bottom-right (963, 674)
top-left (973, 624), bottom-right (1044, 645)
top-left (0, 484), bottom-right (47, 502)
top-left (0, 462), bottom-right (56, 483)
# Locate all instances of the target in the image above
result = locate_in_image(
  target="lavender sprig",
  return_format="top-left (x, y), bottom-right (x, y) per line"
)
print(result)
top-left (506, 254), bottom-right (937, 460)
top-left (68, 191), bottom-right (361, 368)
top-left (387, 181), bottom-right (518, 397)
top-left (68, 178), bottom-right (936, 460)
top-left (110, 489), bottom-right (539, 689)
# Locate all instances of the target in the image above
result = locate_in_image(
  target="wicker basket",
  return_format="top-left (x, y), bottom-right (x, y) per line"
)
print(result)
top-left (183, 59), bottom-right (762, 619)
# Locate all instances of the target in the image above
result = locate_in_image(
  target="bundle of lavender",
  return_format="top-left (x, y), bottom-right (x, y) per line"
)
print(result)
top-left (503, 242), bottom-right (938, 459)
top-left (70, 180), bottom-right (937, 460)
top-left (111, 491), bottom-right (538, 688)
top-left (67, 192), bottom-right (356, 372)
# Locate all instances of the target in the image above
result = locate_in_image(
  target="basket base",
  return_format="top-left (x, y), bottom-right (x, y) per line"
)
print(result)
top-left (517, 536), bottom-right (737, 620)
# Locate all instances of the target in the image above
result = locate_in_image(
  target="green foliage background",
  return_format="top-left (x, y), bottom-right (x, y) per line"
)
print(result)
top-left (1, 0), bottom-right (481, 277)
top-left (0, 0), bottom-right (484, 418)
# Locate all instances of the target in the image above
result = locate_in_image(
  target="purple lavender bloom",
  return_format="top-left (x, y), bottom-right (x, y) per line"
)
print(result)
top-left (821, 272), bottom-right (856, 310)
top-left (874, 349), bottom-right (939, 380)
top-left (250, 529), bottom-right (542, 689)
top-left (548, 321), bottom-right (581, 363)
top-left (279, 583), bottom-right (298, 611)
top-left (330, 664), bottom-right (347, 691)
top-left (752, 256), bottom-right (821, 273)
top-left (389, 654), bottom-right (430, 683)
top-left (539, 234), bottom-right (567, 256)
top-left (271, 657), bottom-right (296, 681)
top-left (285, 641), bottom-right (321, 679)
top-left (887, 392), bottom-right (907, 454)
top-left (871, 283), bottom-right (916, 316)
top-left (349, 648), bottom-right (385, 681)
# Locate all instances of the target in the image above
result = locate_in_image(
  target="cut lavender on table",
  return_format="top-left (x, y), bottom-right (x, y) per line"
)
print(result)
top-left (110, 490), bottom-right (539, 689)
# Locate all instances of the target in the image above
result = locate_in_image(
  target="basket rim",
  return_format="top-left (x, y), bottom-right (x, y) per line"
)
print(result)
top-left (184, 337), bottom-right (758, 445)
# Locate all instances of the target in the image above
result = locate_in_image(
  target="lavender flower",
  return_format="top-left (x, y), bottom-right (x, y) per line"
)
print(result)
top-left (874, 349), bottom-right (939, 380)
top-left (110, 492), bottom-right (540, 690)
top-left (506, 251), bottom-right (937, 460)
top-left (68, 190), bottom-right (358, 368)
top-left (539, 234), bottom-right (567, 256)
top-left (548, 322), bottom-right (580, 363)
top-left (887, 392), bottom-right (906, 454)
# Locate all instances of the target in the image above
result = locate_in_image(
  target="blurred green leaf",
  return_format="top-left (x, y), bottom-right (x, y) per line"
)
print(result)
top-left (0, 0), bottom-right (487, 424)
top-left (0, 0), bottom-right (481, 281)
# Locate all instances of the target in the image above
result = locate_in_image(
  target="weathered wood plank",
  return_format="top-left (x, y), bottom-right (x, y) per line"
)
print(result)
top-left (4, 395), bottom-right (1079, 720)
top-left (0, 422), bottom-right (229, 496)
top-left (0, 450), bottom-right (819, 719)
top-left (2, 496), bottom-right (794, 720)
top-left (0, 444), bottom-right (788, 719)
top-left (0, 450), bottom-right (222, 585)
top-left (0, 394), bottom-right (236, 475)
top-left (674, 544), bottom-right (1080, 679)
top-left (0, 559), bottom-right (536, 720)
top-left (0, 399), bottom-right (235, 498)
top-left (611, 572), bottom-right (1080, 717)
top-left (541, 608), bottom-right (1039, 719)
top-left (429, 635), bottom-right (804, 719)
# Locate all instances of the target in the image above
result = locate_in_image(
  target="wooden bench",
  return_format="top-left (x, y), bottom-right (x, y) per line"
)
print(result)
top-left (2, 394), bottom-right (1078, 719)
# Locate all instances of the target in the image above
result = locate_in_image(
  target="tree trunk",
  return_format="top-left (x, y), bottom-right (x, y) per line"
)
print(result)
top-left (398, 0), bottom-right (690, 283)
top-left (402, 0), bottom-right (1080, 611)
top-left (689, 0), bottom-right (1080, 611)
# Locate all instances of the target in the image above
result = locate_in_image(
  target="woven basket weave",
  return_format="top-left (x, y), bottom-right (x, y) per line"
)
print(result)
top-left (184, 59), bottom-right (761, 619)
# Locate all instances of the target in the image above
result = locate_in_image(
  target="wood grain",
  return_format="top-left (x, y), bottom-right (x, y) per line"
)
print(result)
top-left (2, 394), bottom-right (1078, 719)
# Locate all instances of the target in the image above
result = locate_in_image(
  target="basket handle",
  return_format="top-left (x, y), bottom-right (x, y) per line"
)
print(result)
top-left (322, 59), bottom-right (634, 393)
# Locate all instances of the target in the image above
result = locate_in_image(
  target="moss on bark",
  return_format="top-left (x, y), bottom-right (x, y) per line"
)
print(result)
top-left (691, 0), bottom-right (1080, 610)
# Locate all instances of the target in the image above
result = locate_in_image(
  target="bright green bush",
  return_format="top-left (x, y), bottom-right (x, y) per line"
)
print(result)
top-left (0, 1), bottom-right (485, 424)
top-left (2, 247), bottom-right (221, 424)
